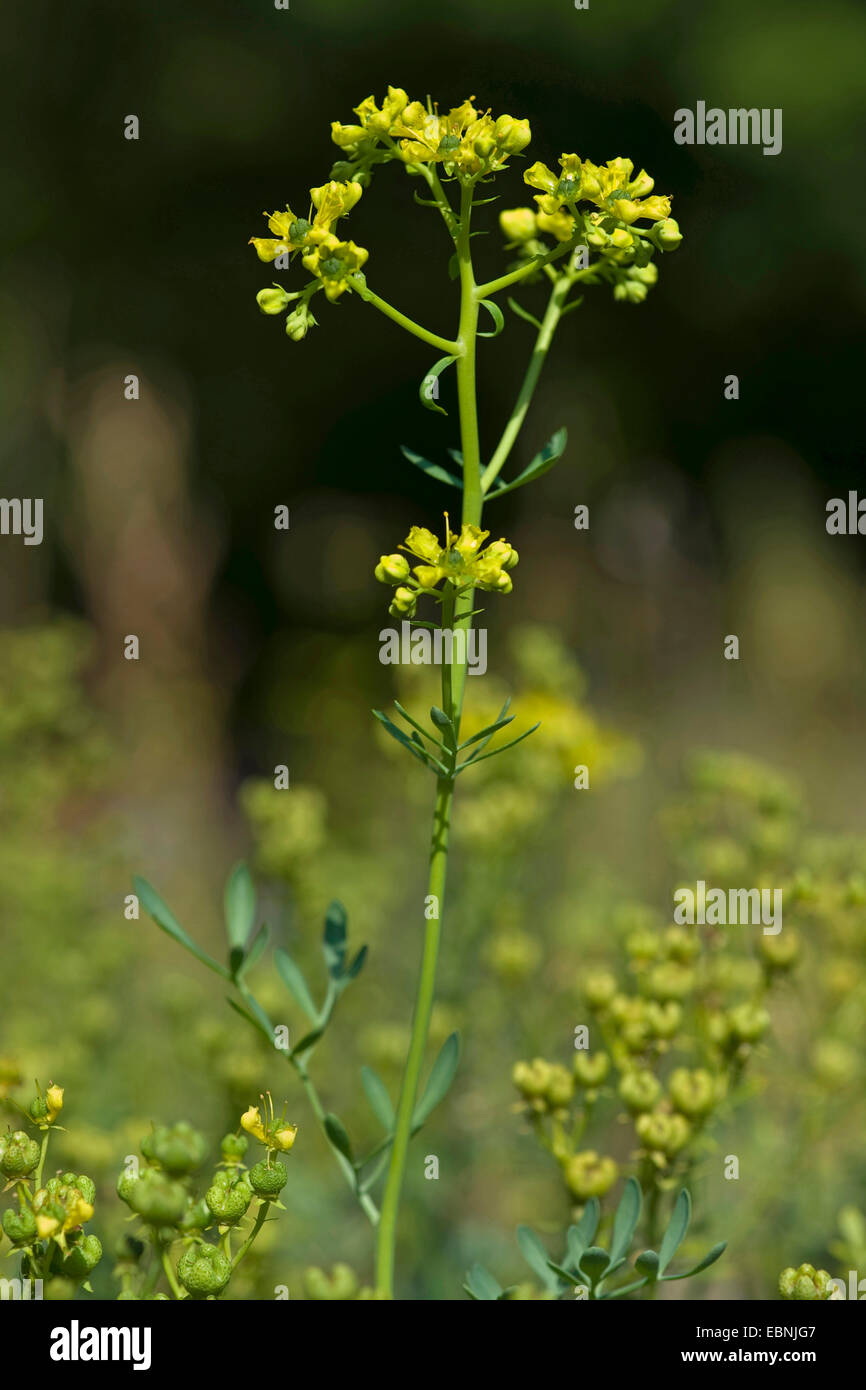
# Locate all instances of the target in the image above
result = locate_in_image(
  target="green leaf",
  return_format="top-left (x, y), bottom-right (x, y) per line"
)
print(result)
top-left (547, 1260), bottom-right (582, 1287)
top-left (400, 445), bottom-right (462, 490)
top-left (274, 949), bottom-right (319, 1022)
top-left (477, 298), bottom-right (505, 338)
top-left (516, 1226), bottom-right (557, 1289)
top-left (420, 355), bottom-right (457, 416)
top-left (373, 709), bottom-right (446, 774)
top-left (323, 1112), bottom-right (353, 1161)
top-left (224, 862), bottom-right (256, 956)
top-left (566, 1199), bottom-right (600, 1268)
top-left (322, 901), bottom-right (348, 978)
top-left (458, 711), bottom-right (515, 752)
top-left (658, 1189), bottom-right (691, 1274)
top-left (447, 448), bottom-right (464, 467)
top-left (608, 1177), bottom-right (642, 1269)
top-left (660, 1241), bottom-right (727, 1282)
top-left (413, 1032), bottom-right (460, 1126)
top-left (448, 252), bottom-right (460, 281)
top-left (238, 923), bottom-right (270, 980)
top-left (429, 705), bottom-right (457, 751)
top-left (456, 722), bottom-right (540, 772)
top-left (486, 426), bottom-right (568, 500)
top-left (290, 1026), bottom-right (325, 1057)
top-left (133, 876), bottom-right (229, 980)
top-left (344, 944), bottom-right (368, 980)
top-left (507, 296), bottom-right (543, 332)
top-left (393, 700), bottom-right (447, 751)
top-left (226, 995), bottom-right (273, 1044)
top-left (463, 1263), bottom-right (502, 1301)
top-left (361, 1066), bottom-right (395, 1133)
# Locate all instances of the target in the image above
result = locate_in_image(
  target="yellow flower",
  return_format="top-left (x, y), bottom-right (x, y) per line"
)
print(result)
top-left (46, 1083), bottom-right (64, 1123)
top-left (241, 1093), bottom-right (298, 1152)
top-left (392, 99), bottom-right (530, 176)
top-left (400, 516), bottom-right (518, 594)
top-left (536, 208), bottom-right (576, 242)
top-left (249, 181), bottom-right (364, 264)
top-left (301, 230), bottom-right (369, 301)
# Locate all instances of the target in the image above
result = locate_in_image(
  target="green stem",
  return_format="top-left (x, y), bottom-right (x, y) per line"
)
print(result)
top-left (231, 1200), bottom-right (269, 1270)
top-left (474, 232), bottom-right (589, 300)
top-left (293, 1060), bottom-right (380, 1226)
top-left (347, 276), bottom-right (461, 356)
top-left (480, 271), bottom-right (576, 494)
top-left (161, 1247), bottom-right (184, 1299)
top-left (374, 187), bottom-right (484, 1298)
top-left (34, 1131), bottom-right (50, 1189)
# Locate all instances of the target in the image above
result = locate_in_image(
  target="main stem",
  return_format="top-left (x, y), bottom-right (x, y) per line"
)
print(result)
top-left (374, 185), bottom-right (481, 1298)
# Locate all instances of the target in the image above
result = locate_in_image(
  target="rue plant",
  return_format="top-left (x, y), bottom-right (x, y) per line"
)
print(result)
top-left (134, 86), bottom-right (684, 1298)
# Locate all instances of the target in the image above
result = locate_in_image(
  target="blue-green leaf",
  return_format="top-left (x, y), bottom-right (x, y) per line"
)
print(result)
top-left (608, 1177), bottom-right (642, 1269)
top-left (413, 1032), bottom-right (460, 1126)
top-left (400, 445), bottom-right (462, 490)
top-left (344, 944), bottom-right (368, 980)
top-left (322, 901), bottom-right (348, 978)
top-left (516, 1226), bottom-right (558, 1289)
top-left (133, 875), bottom-right (229, 980)
top-left (361, 1066), bottom-right (395, 1133)
top-left (324, 1112), bottom-right (353, 1161)
top-left (420, 355), bottom-right (457, 416)
top-left (224, 862), bottom-right (256, 955)
top-left (660, 1241), bottom-right (727, 1282)
top-left (373, 708), bottom-right (445, 773)
top-left (658, 1189), bottom-right (691, 1274)
top-left (565, 1198), bottom-right (600, 1268)
top-left (274, 949), bottom-right (319, 1022)
top-left (486, 426), bottom-right (568, 499)
top-left (463, 1263), bottom-right (502, 1301)
top-left (227, 994), bottom-right (273, 1044)
top-left (238, 923), bottom-right (270, 980)
top-left (478, 298), bottom-right (505, 338)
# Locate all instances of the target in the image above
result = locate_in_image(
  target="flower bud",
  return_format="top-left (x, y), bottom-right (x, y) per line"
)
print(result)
top-left (512, 1058), bottom-right (552, 1101)
top-left (635, 1110), bottom-right (691, 1159)
top-left (285, 302), bottom-right (317, 342)
top-left (644, 1001), bottom-right (682, 1040)
top-left (375, 553), bottom-right (411, 585)
top-left (500, 208), bottom-right (538, 243)
top-left (220, 1133), bottom-right (249, 1165)
top-left (142, 1122), bottom-right (208, 1176)
top-left (727, 1002), bottom-right (770, 1044)
top-left (177, 1242), bottom-right (232, 1298)
top-left (562, 1150), bottom-right (618, 1200)
top-left (0, 1131), bottom-right (40, 1178)
top-left (759, 930), bottom-right (800, 972)
top-left (303, 1263), bottom-right (359, 1301)
top-left (389, 586), bottom-right (417, 618)
top-left (544, 1063), bottom-right (574, 1110)
top-left (257, 285), bottom-right (291, 316)
top-left (494, 115), bottom-right (532, 154)
top-left (654, 217), bottom-right (683, 250)
top-left (248, 1158), bottom-right (287, 1198)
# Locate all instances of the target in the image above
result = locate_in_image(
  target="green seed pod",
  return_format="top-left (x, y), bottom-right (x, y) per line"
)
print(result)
top-left (61, 1234), bottom-right (102, 1280)
top-left (128, 1171), bottom-right (187, 1226)
top-left (562, 1151), bottom-right (618, 1201)
top-left (727, 1002), bottom-right (771, 1044)
top-left (206, 1175), bottom-right (252, 1225)
top-left (584, 972), bottom-right (617, 1010)
top-left (179, 1198), bottom-right (214, 1234)
top-left (668, 1067), bottom-right (718, 1118)
top-left (619, 1069), bottom-right (662, 1114)
top-left (28, 1096), bottom-right (48, 1124)
top-left (116, 1169), bottom-right (138, 1205)
top-left (573, 1052), bottom-right (610, 1088)
top-left (144, 1122), bottom-right (208, 1176)
top-left (248, 1159), bottom-right (287, 1198)
top-left (220, 1133), bottom-right (249, 1165)
top-left (779, 1264), bottom-right (834, 1301)
top-left (2, 1206), bottom-right (38, 1246)
top-left (176, 1242), bottom-right (232, 1298)
top-left (64, 1173), bottom-right (96, 1206)
top-left (544, 1064), bottom-right (574, 1110)
top-left (0, 1130), bottom-right (40, 1178)
top-left (44, 1277), bottom-right (77, 1301)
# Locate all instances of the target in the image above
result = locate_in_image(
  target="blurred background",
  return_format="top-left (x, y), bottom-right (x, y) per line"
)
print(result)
top-left (1, 0), bottom-right (865, 1299)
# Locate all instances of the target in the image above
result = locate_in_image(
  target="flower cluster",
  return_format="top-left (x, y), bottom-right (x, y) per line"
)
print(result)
top-left (375, 514), bottom-right (518, 618)
top-left (1, 1081), bottom-right (103, 1297)
top-left (500, 152), bottom-right (682, 302)
top-left (250, 177), bottom-right (368, 327)
top-left (332, 88), bottom-right (530, 176)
